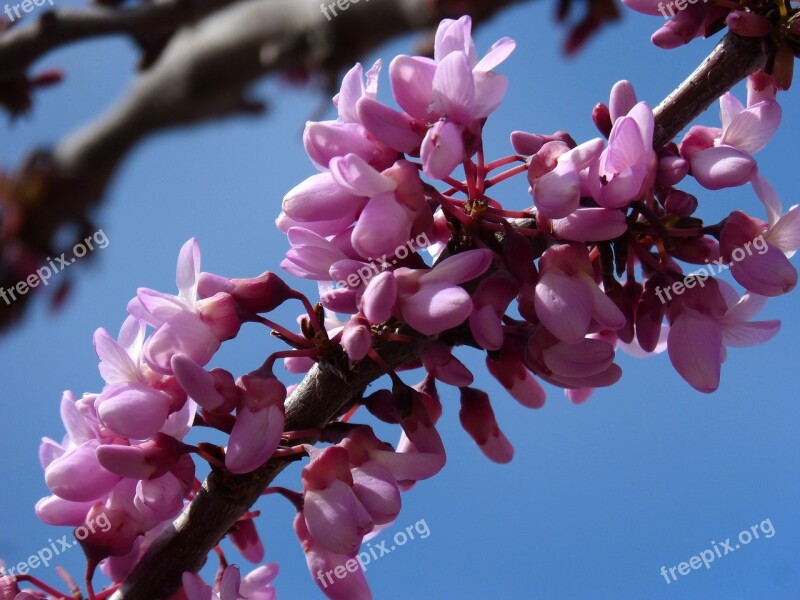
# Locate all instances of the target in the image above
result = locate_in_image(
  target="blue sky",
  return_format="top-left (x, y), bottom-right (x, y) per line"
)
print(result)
top-left (1, 2), bottom-right (798, 598)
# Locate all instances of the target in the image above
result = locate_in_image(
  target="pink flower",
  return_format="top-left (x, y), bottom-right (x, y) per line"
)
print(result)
top-left (720, 209), bottom-right (798, 296)
top-left (93, 320), bottom-right (181, 440)
top-left (303, 60), bottom-right (395, 172)
top-left (389, 16), bottom-right (514, 178)
top-left (679, 92), bottom-right (781, 190)
top-left (225, 373), bottom-right (286, 474)
top-left (391, 249), bottom-right (492, 335)
top-left (529, 138), bottom-right (604, 218)
top-left (666, 279), bottom-right (780, 392)
top-left (533, 244), bottom-right (625, 343)
top-left (129, 239), bottom-right (241, 374)
top-left (294, 514), bottom-right (372, 600)
top-left (588, 83), bottom-right (656, 208)
top-left (301, 446), bottom-right (373, 555)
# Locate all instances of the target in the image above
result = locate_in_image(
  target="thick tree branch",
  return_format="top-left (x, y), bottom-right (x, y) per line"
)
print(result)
top-left (0, 0), bottom-right (528, 332)
top-left (0, 0), bottom-right (244, 77)
top-left (652, 32), bottom-right (767, 148)
top-left (108, 30), bottom-right (770, 600)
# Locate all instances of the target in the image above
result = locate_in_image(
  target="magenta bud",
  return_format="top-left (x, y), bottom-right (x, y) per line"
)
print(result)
top-left (592, 103), bottom-right (612, 138)
top-left (230, 518), bottom-right (265, 564)
top-left (726, 11), bottom-right (773, 37)
top-left (664, 190), bottom-right (697, 217)
top-left (657, 156), bottom-right (689, 187)
top-left (341, 314), bottom-right (372, 361)
top-left (364, 389), bottom-right (400, 424)
top-left (230, 271), bottom-right (296, 314)
top-left (636, 278), bottom-right (667, 351)
top-left (459, 388), bottom-right (514, 464)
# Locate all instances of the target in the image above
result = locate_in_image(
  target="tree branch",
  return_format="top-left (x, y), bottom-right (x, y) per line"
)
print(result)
top-left (112, 339), bottom-right (420, 599)
top-left (108, 29), bottom-right (770, 600)
top-left (0, 0), bottom-right (528, 332)
top-left (652, 32), bottom-right (766, 148)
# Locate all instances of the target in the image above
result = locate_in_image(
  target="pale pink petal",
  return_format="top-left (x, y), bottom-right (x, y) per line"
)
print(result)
top-left (303, 121), bottom-right (377, 170)
top-left (667, 311), bottom-right (722, 393)
top-left (304, 481), bottom-right (372, 555)
top-left (609, 80), bottom-right (637, 123)
top-left (431, 52), bottom-right (475, 122)
top-left (534, 161), bottom-right (581, 218)
top-left (730, 248), bottom-right (797, 296)
top-left (282, 173), bottom-right (365, 222)
top-left (690, 145), bottom-right (756, 189)
top-left (719, 91), bottom-right (745, 130)
top-left (421, 120), bottom-right (465, 180)
top-left (721, 100), bottom-right (781, 154)
top-left (751, 173), bottom-right (783, 227)
top-left (722, 320), bottom-right (780, 348)
top-left (722, 292), bottom-right (767, 322)
top-left (97, 383), bottom-right (172, 439)
top-left (226, 404), bottom-right (284, 474)
top-left (401, 282), bottom-right (472, 335)
top-left (329, 154), bottom-right (396, 198)
top-left (434, 16), bottom-right (475, 62)
top-left (361, 272), bottom-right (398, 324)
top-left (769, 206), bottom-right (800, 255)
top-left (351, 462), bottom-right (401, 525)
top-left (474, 38), bottom-right (515, 71)
top-left (389, 56), bottom-right (437, 121)
top-left (534, 271), bottom-right (593, 343)
top-left (176, 238), bottom-right (201, 304)
top-left (542, 338), bottom-right (616, 378)
top-left (471, 71), bottom-right (508, 119)
top-left (422, 249), bottom-right (493, 284)
top-left (550, 208), bottom-right (627, 242)
top-left (357, 97), bottom-right (421, 153)
top-left (351, 193), bottom-right (413, 259)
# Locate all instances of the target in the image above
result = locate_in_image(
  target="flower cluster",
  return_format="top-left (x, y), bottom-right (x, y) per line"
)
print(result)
top-left (25, 13), bottom-right (800, 600)
top-left (31, 240), bottom-right (285, 598)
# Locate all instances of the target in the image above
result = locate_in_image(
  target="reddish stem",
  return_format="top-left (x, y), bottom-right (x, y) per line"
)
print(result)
top-left (484, 163), bottom-right (528, 188)
top-left (253, 316), bottom-right (310, 348)
top-left (486, 155), bottom-right (524, 172)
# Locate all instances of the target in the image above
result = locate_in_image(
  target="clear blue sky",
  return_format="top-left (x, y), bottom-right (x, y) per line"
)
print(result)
top-left (1, 2), bottom-right (798, 598)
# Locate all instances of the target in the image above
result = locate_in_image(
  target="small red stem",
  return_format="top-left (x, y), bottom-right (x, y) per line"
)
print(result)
top-left (484, 164), bottom-right (528, 188)
top-left (486, 155), bottom-right (524, 172)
